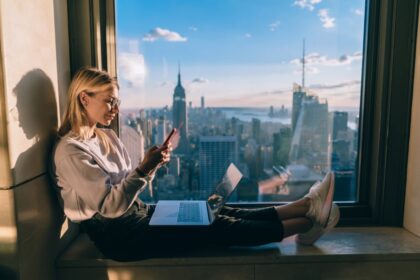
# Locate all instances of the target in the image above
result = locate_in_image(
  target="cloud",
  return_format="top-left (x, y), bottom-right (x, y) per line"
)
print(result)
top-left (294, 66), bottom-right (320, 75)
top-left (337, 52), bottom-right (363, 64)
top-left (143, 27), bottom-right (187, 42)
top-left (191, 77), bottom-right (209, 84)
top-left (318, 9), bottom-right (335, 28)
top-left (189, 26), bottom-right (198, 31)
top-left (353, 8), bottom-right (364, 16)
top-left (309, 80), bottom-right (361, 90)
top-left (117, 39), bottom-right (146, 88)
top-left (118, 52), bottom-right (147, 88)
top-left (323, 90), bottom-right (361, 98)
top-left (290, 52), bottom-right (362, 67)
top-left (293, 0), bottom-right (322, 11)
top-left (209, 88), bottom-right (292, 107)
top-left (306, 81), bottom-right (361, 105)
top-left (244, 33), bottom-right (252, 38)
top-left (269, 21), bottom-right (281, 31)
top-left (158, 81), bottom-right (175, 88)
top-left (256, 89), bottom-right (290, 96)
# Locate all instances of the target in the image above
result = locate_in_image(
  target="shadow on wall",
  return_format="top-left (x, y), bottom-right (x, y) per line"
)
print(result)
top-left (9, 69), bottom-right (73, 279)
top-left (11, 68), bottom-right (58, 178)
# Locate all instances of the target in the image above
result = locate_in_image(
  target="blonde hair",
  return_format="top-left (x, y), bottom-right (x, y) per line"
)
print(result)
top-left (58, 67), bottom-right (119, 153)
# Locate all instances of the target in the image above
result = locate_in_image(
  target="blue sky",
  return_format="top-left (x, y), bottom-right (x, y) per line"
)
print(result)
top-left (116, 0), bottom-right (366, 109)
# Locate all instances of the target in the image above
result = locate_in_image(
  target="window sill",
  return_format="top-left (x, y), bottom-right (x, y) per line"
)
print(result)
top-left (57, 227), bottom-right (420, 279)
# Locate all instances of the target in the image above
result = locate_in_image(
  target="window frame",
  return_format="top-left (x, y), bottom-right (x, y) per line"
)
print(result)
top-left (354, 0), bottom-right (419, 226)
top-left (67, 0), bottom-right (419, 226)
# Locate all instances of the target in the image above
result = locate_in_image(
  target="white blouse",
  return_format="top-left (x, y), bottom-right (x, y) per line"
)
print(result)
top-left (51, 128), bottom-right (148, 222)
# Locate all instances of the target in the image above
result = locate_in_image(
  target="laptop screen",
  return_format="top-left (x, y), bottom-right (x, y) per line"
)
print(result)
top-left (207, 163), bottom-right (243, 215)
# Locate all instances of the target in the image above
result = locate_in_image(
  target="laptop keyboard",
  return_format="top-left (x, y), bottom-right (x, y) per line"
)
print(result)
top-left (177, 202), bottom-right (203, 223)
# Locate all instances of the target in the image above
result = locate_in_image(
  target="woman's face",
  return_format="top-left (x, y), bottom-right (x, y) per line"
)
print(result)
top-left (82, 86), bottom-right (120, 127)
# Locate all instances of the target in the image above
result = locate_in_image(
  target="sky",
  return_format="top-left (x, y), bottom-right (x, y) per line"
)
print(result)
top-left (116, 0), bottom-right (366, 110)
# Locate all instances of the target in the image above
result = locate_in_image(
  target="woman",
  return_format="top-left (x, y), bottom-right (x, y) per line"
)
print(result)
top-left (51, 67), bottom-right (339, 261)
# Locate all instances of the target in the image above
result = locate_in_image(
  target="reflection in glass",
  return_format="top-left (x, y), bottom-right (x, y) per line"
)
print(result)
top-left (116, 0), bottom-right (365, 203)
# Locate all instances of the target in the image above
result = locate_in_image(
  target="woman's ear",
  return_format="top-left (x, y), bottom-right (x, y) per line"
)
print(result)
top-left (79, 91), bottom-right (88, 107)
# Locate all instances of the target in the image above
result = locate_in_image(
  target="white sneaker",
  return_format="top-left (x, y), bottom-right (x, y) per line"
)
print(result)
top-left (296, 203), bottom-right (340, 245)
top-left (305, 172), bottom-right (335, 227)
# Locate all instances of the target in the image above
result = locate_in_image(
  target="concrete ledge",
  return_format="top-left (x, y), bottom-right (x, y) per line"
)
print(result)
top-left (57, 227), bottom-right (420, 279)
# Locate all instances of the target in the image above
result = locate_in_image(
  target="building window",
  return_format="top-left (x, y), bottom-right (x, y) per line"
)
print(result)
top-left (115, 0), bottom-right (367, 204)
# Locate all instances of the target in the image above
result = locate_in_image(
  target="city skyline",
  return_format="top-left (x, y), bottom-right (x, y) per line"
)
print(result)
top-left (116, 0), bottom-right (366, 109)
top-left (121, 80), bottom-right (358, 202)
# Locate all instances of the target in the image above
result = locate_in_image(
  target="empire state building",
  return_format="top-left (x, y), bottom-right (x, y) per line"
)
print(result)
top-left (172, 67), bottom-right (189, 154)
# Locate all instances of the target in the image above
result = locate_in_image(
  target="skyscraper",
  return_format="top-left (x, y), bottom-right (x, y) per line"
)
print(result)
top-left (201, 96), bottom-right (205, 109)
top-left (330, 111), bottom-right (355, 201)
top-left (168, 155), bottom-right (180, 177)
top-left (269, 105), bottom-right (274, 117)
top-left (331, 139), bottom-right (351, 170)
top-left (120, 125), bottom-right (144, 167)
top-left (332, 111), bottom-right (348, 140)
top-left (155, 115), bottom-right (167, 144)
top-left (252, 118), bottom-right (261, 144)
top-left (331, 111), bottom-right (350, 169)
top-left (273, 127), bottom-right (292, 167)
top-left (289, 42), bottom-right (329, 172)
top-left (136, 110), bottom-right (153, 148)
top-left (290, 94), bottom-right (329, 172)
top-left (172, 66), bottom-right (189, 154)
top-left (199, 136), bottom-right (238, 198)
top-left (292, 85), bottom-right (306, 132)
top-left (230, 117), bottom-right (238, 136)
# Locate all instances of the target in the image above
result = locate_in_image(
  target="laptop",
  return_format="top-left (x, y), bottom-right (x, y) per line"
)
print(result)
top-left (149, 163), bottom-right (243, 226)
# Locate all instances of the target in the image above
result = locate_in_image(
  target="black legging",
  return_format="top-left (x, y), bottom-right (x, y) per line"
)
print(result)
top-left (81, 202), bottom-right (284, 261)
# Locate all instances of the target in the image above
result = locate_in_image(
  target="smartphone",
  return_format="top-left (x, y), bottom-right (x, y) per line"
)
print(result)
top-left (163, 128), bottom-right (177, 146)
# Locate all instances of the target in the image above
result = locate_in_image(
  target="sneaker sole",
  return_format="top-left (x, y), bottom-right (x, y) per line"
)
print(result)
top-left (319, 172), bottom-right (335, 227)
top-left (296, 204), bottom-right (340, 245)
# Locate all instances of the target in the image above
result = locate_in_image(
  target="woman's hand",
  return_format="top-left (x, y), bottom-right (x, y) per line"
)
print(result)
top-left (137, 144), bottom-right (171, 175)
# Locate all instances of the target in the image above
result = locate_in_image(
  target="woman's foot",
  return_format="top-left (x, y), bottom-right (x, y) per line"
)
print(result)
top-left (304, 172), bottom-right (335, 227)
top-left (295, 203), bottom-right (340, 245)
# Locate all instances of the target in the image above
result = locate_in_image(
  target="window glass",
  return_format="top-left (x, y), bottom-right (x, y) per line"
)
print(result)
top-left (116, 0), bottom-right (366, 203)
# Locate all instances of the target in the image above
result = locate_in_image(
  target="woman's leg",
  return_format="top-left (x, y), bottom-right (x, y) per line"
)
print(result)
top-left (274, 197), bottom-right (311, 220)
top-left (281, 217), bottom-right (313, 238)
top-left (218, 197), bottom-right (310, 236)
top-left (275, 172), bottom-right (335, 222)
top-left (217, 204), bottom-right (311, 240)
top-left (201, 173), bottom-right (335, 246)
top-left (279, 173), bottom-right (338, 241)
top-left (222, 172), bottom-right (334, 223)
top-left (219, 199), bottom-right (312, 238)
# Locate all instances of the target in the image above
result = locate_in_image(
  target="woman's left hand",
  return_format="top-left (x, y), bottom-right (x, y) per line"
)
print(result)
top-left (137, 143), bottom-right (172, 175)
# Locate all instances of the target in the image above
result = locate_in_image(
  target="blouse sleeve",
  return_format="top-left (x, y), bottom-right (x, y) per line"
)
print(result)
top-left (55, 149), bottom-right (148, 218)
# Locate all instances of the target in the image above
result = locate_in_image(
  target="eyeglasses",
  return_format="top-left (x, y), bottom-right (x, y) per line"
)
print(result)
top-left (85, 91), bottom-right (121, 110)
top-left (107, 97), bottom-right (121, 109)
